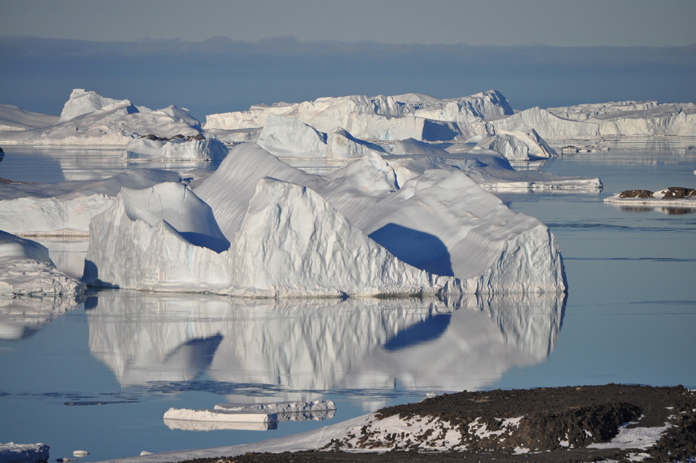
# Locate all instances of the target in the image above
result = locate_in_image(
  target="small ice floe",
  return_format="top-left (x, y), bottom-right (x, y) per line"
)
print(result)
top-left (71, 451), bottom-right (88, 457)
top-left (163, 408), bottom-right (277, 423)
top-left (139, 451), bottom-right (151, 456)
top-left (0, 443), bottom-right (50, 463)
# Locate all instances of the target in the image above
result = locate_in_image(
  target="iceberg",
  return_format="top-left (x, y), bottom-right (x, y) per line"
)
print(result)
top-left (204, 90), bottom-right (512, 134)
top-left (163, 408), bottom-right (277, 423)
top-left (0, 231), bottom-right (85, 296)
top-left (492, 102), bottom-right (696, 140)
top-left (0, 89), bottom-right (202, 146)
top-left (85, 143), bottom-right (565, 295)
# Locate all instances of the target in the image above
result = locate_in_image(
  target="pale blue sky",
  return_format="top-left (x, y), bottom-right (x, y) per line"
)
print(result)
top-left (1, 0), bottom-right (695, 47)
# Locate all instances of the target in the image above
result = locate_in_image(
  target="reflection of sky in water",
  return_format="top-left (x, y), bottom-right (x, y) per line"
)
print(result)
top-left (0, 147), bottom-right (695, 461)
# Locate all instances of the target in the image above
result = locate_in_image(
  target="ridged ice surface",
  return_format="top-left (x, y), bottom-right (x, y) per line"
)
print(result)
top-left (86, 143), bottom-right (566, 295)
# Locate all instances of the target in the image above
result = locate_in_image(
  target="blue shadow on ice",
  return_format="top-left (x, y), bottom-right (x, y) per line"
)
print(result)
top-left (383, 313), bottom-right (451, 351)
top-left (369, 223), bottom-right (454, 276)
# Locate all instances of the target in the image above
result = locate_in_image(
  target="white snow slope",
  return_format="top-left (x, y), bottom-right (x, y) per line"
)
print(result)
top-left (0, 169), bottom-right (184, 236)
top-left (85, 143), bottom-right (566, 296)
top-left (0, 89), bottom-right (201, 146)
top-left (0, 105), bottom-right (58, 132)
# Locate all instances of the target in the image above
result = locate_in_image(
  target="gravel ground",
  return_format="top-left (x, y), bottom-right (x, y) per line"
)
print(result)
top-left (178, 385), bottom-right (696, 463)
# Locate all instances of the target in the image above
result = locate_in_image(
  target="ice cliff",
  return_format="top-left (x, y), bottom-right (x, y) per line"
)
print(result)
top-left (492, 102), bottom-right (696, 140)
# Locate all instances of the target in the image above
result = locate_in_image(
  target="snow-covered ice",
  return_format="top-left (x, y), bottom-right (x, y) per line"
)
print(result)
top-left (163, 408), bottom-right (278, 423)
top-left (85, 143), bottom-right (566, 296)
top-left (0, 105), bottom-right (58, 132)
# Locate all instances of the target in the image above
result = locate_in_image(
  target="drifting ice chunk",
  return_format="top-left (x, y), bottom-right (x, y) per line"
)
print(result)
top-left (125, 137), bottom-right (228, 161)
top-left (163, 408), bottom-right (277, 423)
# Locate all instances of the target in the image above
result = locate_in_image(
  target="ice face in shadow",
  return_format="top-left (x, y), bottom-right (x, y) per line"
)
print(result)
top-left (86, 292), bottom-right (564, 397)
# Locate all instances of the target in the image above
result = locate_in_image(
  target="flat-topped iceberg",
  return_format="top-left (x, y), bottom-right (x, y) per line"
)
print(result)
top-left (492, 102), bottom-right (696, 140)
top-left (84, 143), bottom-right (566, 296)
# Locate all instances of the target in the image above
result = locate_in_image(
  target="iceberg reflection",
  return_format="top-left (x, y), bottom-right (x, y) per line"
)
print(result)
top-left (87, 291), bottom-right (564, 398)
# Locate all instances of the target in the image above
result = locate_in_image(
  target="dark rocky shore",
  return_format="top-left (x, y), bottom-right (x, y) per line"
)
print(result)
top-left (179, 385), bottom-right (696, 463)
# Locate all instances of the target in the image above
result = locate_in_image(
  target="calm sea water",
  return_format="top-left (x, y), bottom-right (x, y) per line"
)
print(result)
top-left (0, 144), bottom-right (695, 461)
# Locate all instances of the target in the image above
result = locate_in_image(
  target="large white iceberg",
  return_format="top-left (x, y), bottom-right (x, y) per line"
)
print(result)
top-left (85, 143), bottom-right (566, 296)
top-left (203, 91), bottom-right (511, 142)
top-left (0, 89), bottom-right (202, 146)
top-left (204, 90), bottom-right (512, 133)
top-left (491, 102), bottom-right (696, 140)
